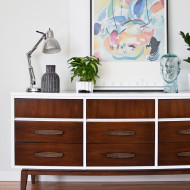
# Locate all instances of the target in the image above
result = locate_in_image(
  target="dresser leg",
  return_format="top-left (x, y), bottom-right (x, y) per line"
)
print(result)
top-left (21, 170), bottom-right (28, 190)
top-left (31, 175), bottom-right (36, 184)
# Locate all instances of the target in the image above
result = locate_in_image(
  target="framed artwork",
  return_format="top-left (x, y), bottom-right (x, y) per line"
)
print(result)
top-left (90, 0), bottom-right (168, 90)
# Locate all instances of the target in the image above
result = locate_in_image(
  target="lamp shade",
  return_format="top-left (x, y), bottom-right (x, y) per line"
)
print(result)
top-left (42, 29), bottom-right (61, 54)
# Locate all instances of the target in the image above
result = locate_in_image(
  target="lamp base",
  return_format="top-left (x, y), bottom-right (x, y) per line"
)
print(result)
top-left (26, 87), bottom-right (41, 92)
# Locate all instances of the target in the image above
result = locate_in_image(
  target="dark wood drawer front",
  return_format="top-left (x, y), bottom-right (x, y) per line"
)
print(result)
top-left (15, 99), bottom-right (83, 118)
top-left (159, 99), bottom-right (190, 118)
top-left (159, 122), bottom-right (190, 143)
top-left (159, 143), bottom-right (190, 166)
top-left (87, 122), bottom-right (155, 144)
top-left (87, 144), bottom-right (154, 166)
top-left (15, 121), bottom-right (83, 143)
top-left (87, 100), bottom-right (155, 119)
top-left (15, 143), bottom-right (83, 166)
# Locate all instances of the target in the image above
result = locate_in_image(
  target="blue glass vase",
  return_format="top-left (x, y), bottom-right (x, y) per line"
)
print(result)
top-left (160, 54), bottom-right (181, 93)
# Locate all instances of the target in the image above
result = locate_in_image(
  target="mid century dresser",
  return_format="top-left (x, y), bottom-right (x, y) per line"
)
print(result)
top-left (11, 92), bottom-right (190, 190)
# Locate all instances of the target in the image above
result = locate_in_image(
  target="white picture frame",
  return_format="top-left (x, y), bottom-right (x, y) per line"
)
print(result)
top-left (90, 0), bottom-right (168, 90)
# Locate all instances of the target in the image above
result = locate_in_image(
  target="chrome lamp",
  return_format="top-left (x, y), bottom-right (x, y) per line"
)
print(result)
top-left (26, 28), bottom-right (61, 92)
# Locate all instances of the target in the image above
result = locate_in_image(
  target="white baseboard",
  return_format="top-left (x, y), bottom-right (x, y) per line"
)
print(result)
top-left (0, 171), bottom-right (190, 182)
top-left (39, 175), bottom-right (190, 182)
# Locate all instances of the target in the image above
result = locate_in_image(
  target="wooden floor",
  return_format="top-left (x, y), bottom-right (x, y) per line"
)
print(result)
top-left (1, 182), bottom-right (190, 190)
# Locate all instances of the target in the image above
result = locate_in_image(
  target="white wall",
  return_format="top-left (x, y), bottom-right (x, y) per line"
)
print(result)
top-left (1, 0), bottom-right (190, 181)
top-left (0, 0), bottom-right (70, 180)
top-left (168, 0), bottom-right (190, 90)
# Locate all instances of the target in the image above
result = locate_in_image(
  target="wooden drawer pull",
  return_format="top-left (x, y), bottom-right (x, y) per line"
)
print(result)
top-left (35, 152), bottom-right (64, 158)
top-left (178, 152), bottom-right (190, 157)
top-left (107, 130), bottom-right (135, 136)
top-left (106, 153), bottom-right (135, 159)
top-left (35, 130), bottom-right (64, 135)
top-left (178, 129), bottom-right (190, 135)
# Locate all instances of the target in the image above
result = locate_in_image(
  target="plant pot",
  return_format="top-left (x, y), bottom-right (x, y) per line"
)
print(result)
top-left (76, 81), bottom-right (94, 93)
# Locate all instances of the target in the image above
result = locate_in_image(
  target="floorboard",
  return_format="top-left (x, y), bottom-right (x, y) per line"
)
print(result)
top-left (1, 181), bottom-right (190, 190)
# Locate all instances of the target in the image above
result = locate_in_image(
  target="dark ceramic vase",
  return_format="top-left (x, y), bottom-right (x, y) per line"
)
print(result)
top-left (41, 65), bottom-right (60, 93)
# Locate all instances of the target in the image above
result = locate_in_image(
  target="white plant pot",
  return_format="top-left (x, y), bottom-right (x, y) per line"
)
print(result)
top-left (76, 81), bottom-right (94, 93)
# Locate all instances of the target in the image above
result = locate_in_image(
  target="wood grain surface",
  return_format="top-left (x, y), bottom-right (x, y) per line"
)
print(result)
top-left (15, 99), bottom-right (83, 118)
top-left (87, 144), bottom-right (154, 166)
top-left (87, 122), bottom-right (155, 144)
top-left (15, 143), bottom-right (83, 166)
top-left (158, 99), bottom-right (190, 118)
top-left (2, 181), bottom-right (190, 190)
top-left (159, 143), bottom-right (190, 165)
top-left (159, 121), bottom-right (190, 143)
top-left (15, 121), bottom-right (83, 143)
top-left (87, 99), bottom-right (155, 118)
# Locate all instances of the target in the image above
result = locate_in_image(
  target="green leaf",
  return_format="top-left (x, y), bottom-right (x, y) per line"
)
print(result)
top-left (184, 57), bottom-right (190, 63)
top-left (180, 31), bottom-right (185, 39)
top-left (67, 55), bottom-right (101, 85)
top-left (90, 62), bottom-right (98, 74)
top-left (82, 70), bottom-right (86, 75)
top-left (92, 78), bottom-right (96, 85)
top-left (90, 55), bottom-right (99, 61)
top-left (71, 76), bottom-right (75, 82)
top-left (180, 31), bottom-right (190, 46)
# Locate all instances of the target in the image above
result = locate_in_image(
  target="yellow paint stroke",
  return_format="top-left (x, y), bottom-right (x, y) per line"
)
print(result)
top-left (104, 32), bottom-right (128, 55)
top-left (94, 36), bottom-right (100, 50)
top-left (105, 29), bottom-right (154, 50)
top-left (116, 0), bottom-right (128, 8)
top-left (104, 29), bottom-right (154, 57)
top-left (94, 0), bottom-right (109, 14)
top-left (141, 46), bottom-right (151, 59)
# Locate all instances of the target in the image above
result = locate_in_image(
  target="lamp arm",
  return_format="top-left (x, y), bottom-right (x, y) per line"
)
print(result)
top-left (27, 33), bottom-right (46, 56)
top-left (26, 54), bottom-right (36, 87)
top-left (26, 33), bottom-right (46, 88)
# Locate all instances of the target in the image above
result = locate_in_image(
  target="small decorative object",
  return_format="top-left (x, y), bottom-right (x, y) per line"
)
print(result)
top-left (160, 54), bottom-right (181, 93)
top-left (68, 56), bottom-right (101, 93)
top-left (41, 65), bottom-right (60, 93)
top-left (26, 28), bottom-right (61, 92)
top-left (180, 31), bottom-right (190, 63)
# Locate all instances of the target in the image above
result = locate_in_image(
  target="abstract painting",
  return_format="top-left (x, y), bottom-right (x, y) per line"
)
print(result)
top-left (91, 0), bottom-right (167, 63)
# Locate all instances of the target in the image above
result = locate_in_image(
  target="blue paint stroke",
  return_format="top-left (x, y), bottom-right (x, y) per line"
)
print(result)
top-left (94, 23), bottom-right (101, 35)
top-left (134, 0), bottom-right (145, 18)
top-left (108, 16), bottom-right (127, 24)
top-left (112, 47), bottom-right (145, 60)
top-left (98, 7), bottom-right (106, 22)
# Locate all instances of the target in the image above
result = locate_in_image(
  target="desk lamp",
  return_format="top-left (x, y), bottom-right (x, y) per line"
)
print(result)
top-left (26, 28), bottom-right (61, 92)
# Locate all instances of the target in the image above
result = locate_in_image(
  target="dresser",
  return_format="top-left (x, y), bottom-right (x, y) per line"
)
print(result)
top-left (11, 92), bottom-right (190, 190)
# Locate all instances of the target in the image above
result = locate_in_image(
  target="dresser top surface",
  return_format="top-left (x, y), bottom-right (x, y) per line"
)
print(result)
top-left (11, 90), bottom-right (190, 99)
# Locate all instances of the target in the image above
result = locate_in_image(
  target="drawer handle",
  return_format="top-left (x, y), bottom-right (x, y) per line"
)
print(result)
top-left (178, 152), bottom-right (190, 157)
top-left (35, 130), bottom-right (64, 136)
top-left (107, 130), bottom-right (135, 136)
top-left (35, 152), bottom-right (64, 158)
top-left (106, 153), bottom-right (135, 159)
top-left (178, 129), bottom-right (190, 135)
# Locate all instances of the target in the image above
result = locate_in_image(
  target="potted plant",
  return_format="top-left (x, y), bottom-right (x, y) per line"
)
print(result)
top-left (68, 55), bottom-right (101, 93)
top-left (180, 31), bottom-right (190, 63)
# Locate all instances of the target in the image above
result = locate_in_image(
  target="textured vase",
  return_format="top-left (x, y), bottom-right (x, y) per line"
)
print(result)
top-left (41, 65), bottom-right (60, 93)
